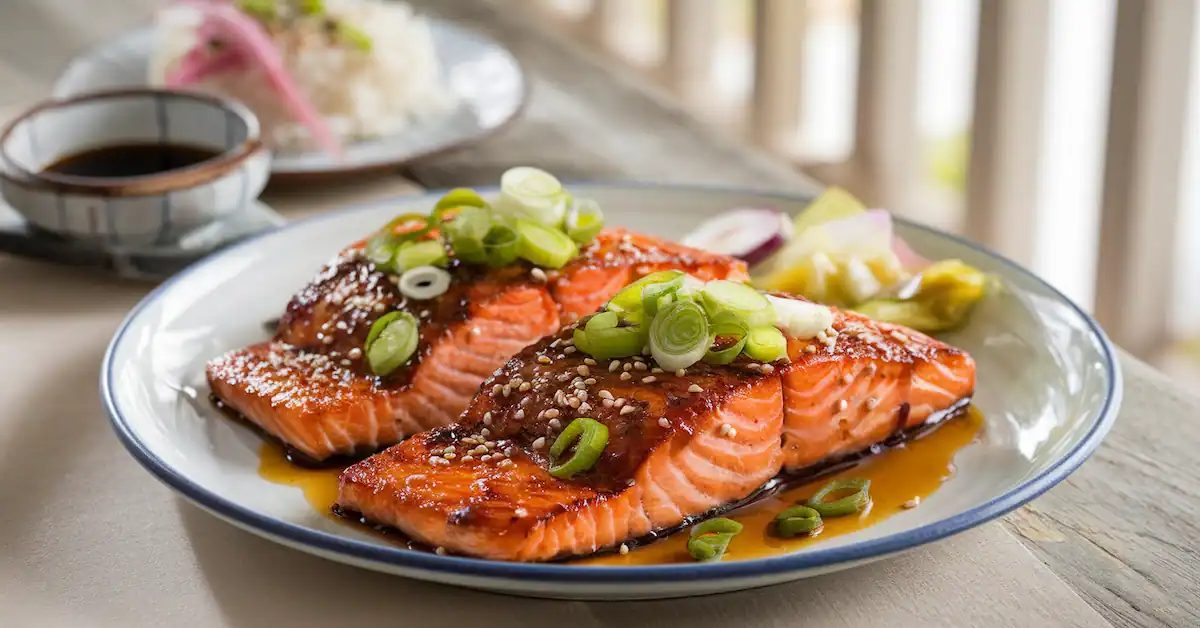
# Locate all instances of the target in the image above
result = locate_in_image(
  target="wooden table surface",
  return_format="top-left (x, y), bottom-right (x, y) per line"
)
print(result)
top-left (1, 1), bottom-right (1198, 627)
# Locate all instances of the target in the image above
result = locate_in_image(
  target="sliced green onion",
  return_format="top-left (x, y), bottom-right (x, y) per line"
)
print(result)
top-left (495, 167), bottom-right (571, 227)
top-left (433, 187), bottom-right (489, 223)
top-left (700, 280), bottom-right (776, 327)
top-left (642, 274), bottom-right (685, 318)
top-left (548, 418), bottom-right (609, 479)
top-left (483, 222), bottom-right (521, 267)
top-left (565, 198), bottom-right (604, 244)
top-left (238, 0), bottom-right (277, 19)
top-left (443, 206), bottom-right (492, 263)
top-left (579, 312), bottom-right (646, 359)
top-left (365, 311), bottom-right (419, 376)
top-left (515, 218), bottom-right (578, 269)
top-left (807, 478), bottom-right (872, 517)
top-left (774, 505), bottom-right (823, 537)
top-left (396, 240), bottom-right (448, 270)
top-left (686, 518), bottom-right (743, 562)
top-left (298, 0), bottom-right (324, 15)
top-left (336, 22), bottom-right (373, 52)
top-left (398, 266), bottom-right (451, 300)
top-left (649, 300), bottom-right (710, 371)
top-left (704, 312), bottom-right (750, 365)
top-left (743, 326), bottom-right (788, 363)
top-left (607, 270), bottom-right (685, 316)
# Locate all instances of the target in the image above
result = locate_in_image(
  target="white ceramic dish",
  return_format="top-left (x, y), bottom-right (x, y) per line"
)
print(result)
top-left (0, 89), bottom-right (270, 246)
top-left (55, 22), bottom-right (527, 181)
top-left (101, 185), bottom-right (1120, 600)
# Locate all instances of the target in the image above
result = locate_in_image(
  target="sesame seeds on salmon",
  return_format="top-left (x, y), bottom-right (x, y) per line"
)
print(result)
top-left (335, 302), bottom-right (975, 562)
top-left (206, 229), bottom-right (746, 462)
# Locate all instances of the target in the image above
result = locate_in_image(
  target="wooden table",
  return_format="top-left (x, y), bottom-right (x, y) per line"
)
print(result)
top-left (1, 1), bottom-right (1197, 627)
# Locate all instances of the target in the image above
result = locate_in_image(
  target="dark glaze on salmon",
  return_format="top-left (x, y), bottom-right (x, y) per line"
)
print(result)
top-left (206, 229), bottom-right (747, 461)
top-left (336, 298), bottom-right (975, 561)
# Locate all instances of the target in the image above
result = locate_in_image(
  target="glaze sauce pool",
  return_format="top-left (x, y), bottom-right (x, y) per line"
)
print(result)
top-left (42, 142), bottom-right (219, 178)
top-left (258, 406), bottom-right (983, 563)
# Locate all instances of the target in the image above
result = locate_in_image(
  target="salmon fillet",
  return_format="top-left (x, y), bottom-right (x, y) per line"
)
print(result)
top-left (336, 299), bottom-right (975, 561)
top-left (206, 229), bottom-right (746, 462)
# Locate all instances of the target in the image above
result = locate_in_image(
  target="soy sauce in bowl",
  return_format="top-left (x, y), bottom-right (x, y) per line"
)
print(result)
top-left (42, 143), bottom-right (221, 179)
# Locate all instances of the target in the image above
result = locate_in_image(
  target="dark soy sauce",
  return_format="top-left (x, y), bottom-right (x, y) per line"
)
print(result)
top-left (42, 143), bottom-right (220, 178)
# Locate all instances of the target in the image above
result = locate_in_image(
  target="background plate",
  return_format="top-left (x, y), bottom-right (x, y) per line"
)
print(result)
top-left (54, 21), bottom-right (528, 180)
top-left (101, 185), bottom-right (1120, 600)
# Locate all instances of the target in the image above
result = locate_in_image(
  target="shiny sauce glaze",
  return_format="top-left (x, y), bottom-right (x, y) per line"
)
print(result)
top-left (258, 406), bottom-right (983, 564)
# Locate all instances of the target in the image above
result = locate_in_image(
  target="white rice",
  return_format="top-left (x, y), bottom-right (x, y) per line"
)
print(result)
top-left (149, 0), bottom-right (456, 152)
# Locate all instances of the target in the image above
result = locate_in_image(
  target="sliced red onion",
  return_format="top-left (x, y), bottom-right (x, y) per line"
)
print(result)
top-left (680, 208), bottom-right (791, 266)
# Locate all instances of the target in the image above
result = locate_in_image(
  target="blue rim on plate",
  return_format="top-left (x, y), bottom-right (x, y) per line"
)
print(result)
top-left (99, 183), bottom-right (1122, 584)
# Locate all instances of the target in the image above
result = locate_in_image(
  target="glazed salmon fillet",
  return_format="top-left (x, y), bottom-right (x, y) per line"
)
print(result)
top-left (336, 298), bottom-right (975, 561)
top-left (206, 229), bottom-right (746, 462)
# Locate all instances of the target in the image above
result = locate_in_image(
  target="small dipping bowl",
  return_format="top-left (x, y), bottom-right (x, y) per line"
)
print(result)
top-left (0, 89), bottom-right (270, 247)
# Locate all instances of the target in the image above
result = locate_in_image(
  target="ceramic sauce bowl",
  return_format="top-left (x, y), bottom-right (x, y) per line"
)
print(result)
top-left (0, 89), bottom-right (270, 247)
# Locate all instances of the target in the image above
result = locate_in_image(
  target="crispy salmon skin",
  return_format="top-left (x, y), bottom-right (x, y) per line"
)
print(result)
top-left (206, 229), bottom-right (746, 462)
top-left (336, 298), bottom-right (975, 561)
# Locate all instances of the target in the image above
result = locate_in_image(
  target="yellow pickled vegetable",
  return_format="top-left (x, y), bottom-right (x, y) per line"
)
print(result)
top-left (854, 259), bottom-right (988, 332)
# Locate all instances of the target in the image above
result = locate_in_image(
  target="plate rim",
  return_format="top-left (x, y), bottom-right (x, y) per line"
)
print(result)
top-left (52, 21), bottom-right (532, 180)
top-left (100, 183), bottom-right (1122, 585)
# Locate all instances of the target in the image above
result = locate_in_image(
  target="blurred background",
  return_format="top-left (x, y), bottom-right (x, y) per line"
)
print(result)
top-left (0, 0), bottom-right (1197, 383)
top-left (515, 0), bottom-right (1200, 384)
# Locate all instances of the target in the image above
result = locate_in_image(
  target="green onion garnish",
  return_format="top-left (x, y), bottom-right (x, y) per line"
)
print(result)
top-left (774, 505), bottom-right (823, 537)
top-left (483, 222), bottom-right (520, 267)
top-left (496, 167), bottom-right (570, 227)
top-left (578, 311), bottom-right (645, 359)
top-left (686, 518), bottom-right (743, 562)
top-left (649, 300), bottom-right (710, 372)
top-left (433, 187), bottom-right (489, 223)
top-left (298, 0), bottom-right (324, 15)
top-left (336, 22), bottom-right (373, 52)
top-left (703, 312), bottom-right (750, 365)
top-left (364, 213), bottom-right (433, 273)
top-left (364, 311), bottom-right (419, 376)
top-left (238, 0), bottom-right (277, 20)
top-left (548, 417), bottom-right (609, 479)
top-left (396, 240), bottom-right (447, 271)
top-left (443, 206), bottom-right (492, 264)
top-left (515, 218), bottom-right (578, 269)
top-left (641, 274), bottom-right (686, 318)
top-left (606, 270), bottom-right (685, 318)
top-left (565, 198), bottom-right (604, 244)
top-left (700, 280), bottom-right (776, 327)
top-left (743, 326), bottom-right (788, 363)
top-left (807, 478), bottom-right (872, 517)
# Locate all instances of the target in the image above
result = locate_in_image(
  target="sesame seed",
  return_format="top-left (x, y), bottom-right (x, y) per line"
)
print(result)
top-left (443, 452), bottom-right (457, 460)
top-left (532, 437), bottom-right (546, 449)
top-left (563, 337), bottom-right (575, 346)
top-left (492, 384), bottom-right (502, 395)
top-left (688, 384), bottom-right (704, 393)
top-left (322, 336), bottom-right (334, 345)
top-left (481, 427), bottom-right (491, 437)
top-left (577, 365), bottom-right (590, 376)
top-left (658, 418), bottom-right (670, 428)
top-left (519, 382), bottom-right (532, 392)
top-left (515, 507), bottom-right (529, 517)
top-left (718, 423), bottom-right (736, 438)
top-left (564, 346), bottom-right (577, 354)
top-left (651, 367), bottom-right (663, 374)
top-left (531, 267), bottom-right (548, 283)
top-left (502, 385), bottom-right (512, 397)
top-left (762, 364), bottom-right (775, 374)
top-left (623, 363), bottom-right (633, 372)
top-left (890, 330), bottom-right (909, 343)
top-left (642, 376), bottom-right (657, 383)
top-left (839, 374), bottom-right (852, 386)
top-left (472, 445), bottom-right (488, 455)
top-left (373, 303), bottom-right (387, 313)
top-left (609, 360), bottom-right (621, 372)
top-left (435, 547), bottom-right (447, 556)
top-left (620, 405), bottom-right (637, 416)
top-left (577, 391), bottom-right (589, 401)
top-left (498, 459), bottom-right (515, 469)
top-left (485, 440), bottom-right (497, 448)
top-left (619, 543), bottom-right (630, 555)
top-left (462, 455), bottom-right (475, 462)
top-left (548, 418), bottom-right (562, 429)
top-left (568, 397), bottom-right (581, 408)
top-left (419, 310), bottom-right (430, 318)
top-left (515, 409), bottom-right (525, 419)
top-left (340, 359), bottom-right (352, 366)
top-left (348, 347), bottom-right (363, 359)
top-left (584, 358), bottom-right (597, 366)
top-left (866, 397), bottom-right (879, 410)
top-left (602, 399), bottom-right (614, 407)
top-left (573, 381), bottom-right (588, 390)
top-left (579, 402), bottom-right (592, 413)
top-left (804, 345), bottom-right (817, 354)
top-left (620, 372), bottom-right (632, 381)
top-left (538, 355), bottom-right (552, 364)
top-left (584, 378), bottom-right (597, 385)
top-left (676, 369), bottom-right (686, 377)
top-left (634, 362), bottom-right (648, 371)
top-left (614, 398), bottom-right (626, 408)
top-left (444, 446), bottom-right (455, 454)
top-left (598, 390), bottom-right (614, 400)
top-left (483, 412), bottom-right (492, 425)
top-left (903, 497), bottom-right (921, 509)
top-left (837, 399), bottom-right (849, 411)
top-left (480, 454), bottom-right (492, 462)
top-left (746, 363), bottom-right (761, 371)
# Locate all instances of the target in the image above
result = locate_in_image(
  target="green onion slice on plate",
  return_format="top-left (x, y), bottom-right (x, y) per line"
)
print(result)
top-left (774, 505), bottom-right (823, 537)
top-left (396, 240), bottom-right (447, 271)
top-left (700, 280), bottom-right (776, 327)
top-left (606, 270), bottom-right (685, 319)
top-left (515, 219), bottom-right (578, 269)
top-left (565, 198), bottom-right (604, 244)
top-left (578, 311), bottom-right (645, 359)
top-left (496, 167), bottom-right (571, 227)
top-left (364, 311), bottom-right (419, 376)
top-left (649, 300), bottom-right (711, 371)
top-left (548, 417), bottom-right (609, 479)
top-left (743, 325), bottom-right (788, 363)
top-left (686, 518), bottom-right (743, 562)
top-left (703, 311), bottom-right (750, 365)
top-left (807, 478), bottom-right (872, 517)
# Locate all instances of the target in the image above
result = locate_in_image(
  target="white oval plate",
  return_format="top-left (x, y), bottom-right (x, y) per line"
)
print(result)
top-left (101, 185), bottom-right (1120, 600)
top-left (54, 22), bottom-right (527, 180)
